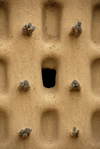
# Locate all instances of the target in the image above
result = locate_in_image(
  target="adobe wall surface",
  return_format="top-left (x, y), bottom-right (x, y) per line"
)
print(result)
top-left (0, 0), bottom-right (100, 148)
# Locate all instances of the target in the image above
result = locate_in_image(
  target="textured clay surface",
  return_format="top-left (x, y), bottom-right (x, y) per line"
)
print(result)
top-left (0, 0), bottom-right (100, 149)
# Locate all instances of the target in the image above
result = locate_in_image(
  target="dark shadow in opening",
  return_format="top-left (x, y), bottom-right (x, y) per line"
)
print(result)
top-left (42, 68), bottom-right (56, 88)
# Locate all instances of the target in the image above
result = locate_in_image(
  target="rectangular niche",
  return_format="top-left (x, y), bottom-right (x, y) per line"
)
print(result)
top-left (42, 1), bottom-right (62, 42)
top-left (92, 4), bottom-right (100, 44)
top-left (0, 4), bottom-right (8, 41)
top-left (91, 110), bottom-right (100, 141)
top-left (91, 59), bottom-right (100, 95)
top-left (42, 68), bottom-right (56, 88)
top-left (0, 110), bottom-right (8, 142)
top-left (41, 58), bottom-right (58, 88)
top-left (0, 59), bottom-right (7, 94)
top-left (41, 110), bottom-right (59, 142)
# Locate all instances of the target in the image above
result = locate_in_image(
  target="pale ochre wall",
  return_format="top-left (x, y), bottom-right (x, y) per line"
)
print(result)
top-left (0, 0), bottom-right (100, 148)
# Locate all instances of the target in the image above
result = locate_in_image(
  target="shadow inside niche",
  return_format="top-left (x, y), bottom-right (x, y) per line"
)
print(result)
top-left (41, 57), bottom-right (58, 89)
top-left (91, 59), bottom-right (100, 95)
top-left (91, 110), bottom-right (100, 140)
top-left (0, 5), bottom-right (8, 40)
top-left (42, 68), bottom-right (56, 88)
top-left (92, 4), bottom-right (100, 44)
top-left (0, 110), bottom-right (8, 142)
top-left (0, 59), bottom-right (7, 94)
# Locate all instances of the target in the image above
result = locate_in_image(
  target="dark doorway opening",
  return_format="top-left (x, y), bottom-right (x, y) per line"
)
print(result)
top-left (42, 68), bottom-right (56, 88)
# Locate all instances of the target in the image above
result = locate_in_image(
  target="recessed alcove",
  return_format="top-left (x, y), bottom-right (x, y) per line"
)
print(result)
top-left (92, 3), bottom-right (100, 44)
top-left (91, 110), bottom-right (100, 140)
top-left (41, 109), bottom-right (59, 142)
top-left (91, 59), bottom-right (100, 95)
top-left (0, 4), bottom-right (8, 40)
top-left (0, 110), bottom-right (8, 142)
top-left (41, 58), bottom-right (57, 88)
top-left (0, 59), bottom-right (7, 94)
top-left (42, 1), bottom-right (62, 42)
top-left (42, 68), bottom-right (56, 88)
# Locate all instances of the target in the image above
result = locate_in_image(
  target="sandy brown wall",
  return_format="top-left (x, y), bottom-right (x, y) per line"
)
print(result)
top-left (0, 0), bottom-right (100, 148)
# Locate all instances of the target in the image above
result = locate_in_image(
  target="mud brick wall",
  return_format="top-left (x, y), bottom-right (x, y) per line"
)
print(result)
top-left (0, 0), bottom-right (100, 149)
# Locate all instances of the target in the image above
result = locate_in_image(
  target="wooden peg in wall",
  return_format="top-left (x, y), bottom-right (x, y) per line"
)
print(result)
top-left (69, 22), bottom-right (82, 37)
top-left (22, 23), bottom-right (36, 36)
top-left (70, 79), bottom-right (81, 91)
top-left (19, 128), bottom-right (32, 139)
top-left (70, 127), bottom-right (79, 137)
top-left (18, 80), bottom-right (30, 91)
